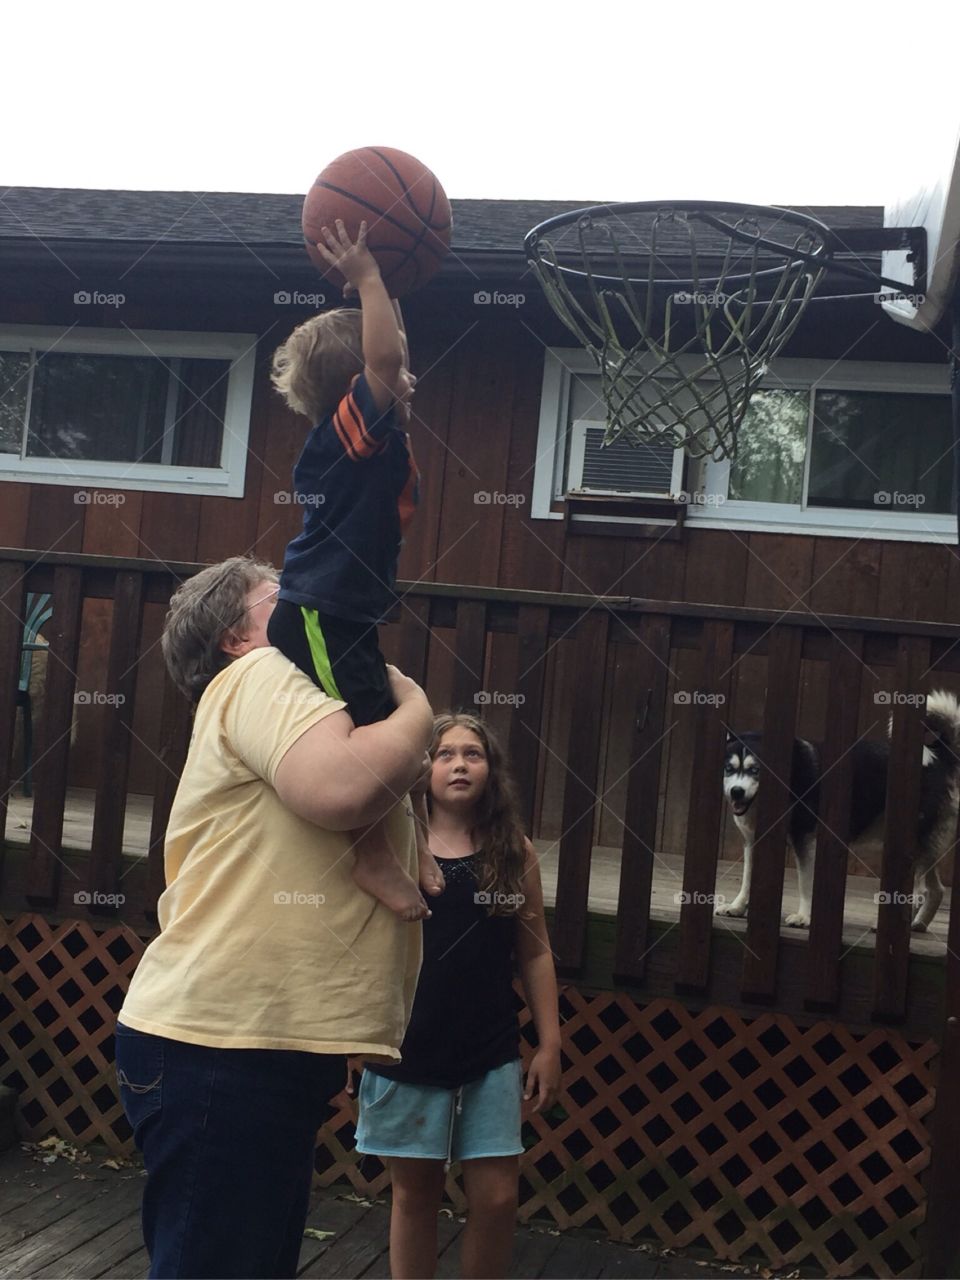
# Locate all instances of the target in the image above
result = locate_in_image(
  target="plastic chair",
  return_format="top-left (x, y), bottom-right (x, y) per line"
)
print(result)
top-left (17, 592), bottom-right (53, 797)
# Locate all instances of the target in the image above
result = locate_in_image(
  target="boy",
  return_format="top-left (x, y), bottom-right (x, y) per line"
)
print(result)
top-left (269, 219), bottom-right (441, 921)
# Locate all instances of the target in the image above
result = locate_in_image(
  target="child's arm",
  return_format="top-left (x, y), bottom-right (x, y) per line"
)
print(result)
top-left (312, 220), bottom-right (405, 415)
top-left (515, 838), bottom-right (562, 1113)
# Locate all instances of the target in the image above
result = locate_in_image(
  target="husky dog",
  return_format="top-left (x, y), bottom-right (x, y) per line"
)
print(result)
top-left (718, 690), bottom-right (960, 930)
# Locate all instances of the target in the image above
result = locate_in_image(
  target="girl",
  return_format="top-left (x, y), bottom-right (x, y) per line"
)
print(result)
top-left (353, 712), bottom-right (561, 1279)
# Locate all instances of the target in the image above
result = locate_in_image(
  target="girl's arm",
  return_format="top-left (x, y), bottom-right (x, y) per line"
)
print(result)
top-left (515, 838), bottom-right (561, 1112)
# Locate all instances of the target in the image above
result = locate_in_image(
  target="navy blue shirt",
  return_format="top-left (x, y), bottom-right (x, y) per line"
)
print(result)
top-left (278, 374), bottom-right (420, 624)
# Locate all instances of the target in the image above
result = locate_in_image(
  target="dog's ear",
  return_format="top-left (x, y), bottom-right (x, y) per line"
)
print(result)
top-left (725, 730), bottom-right (735, 743)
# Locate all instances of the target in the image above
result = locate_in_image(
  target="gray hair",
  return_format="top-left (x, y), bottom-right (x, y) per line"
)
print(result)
top-left (161, 556), bottom-right (279, 704)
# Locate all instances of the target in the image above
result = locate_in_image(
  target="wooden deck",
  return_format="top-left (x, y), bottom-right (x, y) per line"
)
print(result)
top-left (0, 1145), bottom-right (759, 1279)
top-left (3, 788), bottom-right (951, 959)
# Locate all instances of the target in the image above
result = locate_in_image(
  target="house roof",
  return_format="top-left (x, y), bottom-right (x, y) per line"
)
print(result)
top-left (0, 186), bottom-right (882, 254)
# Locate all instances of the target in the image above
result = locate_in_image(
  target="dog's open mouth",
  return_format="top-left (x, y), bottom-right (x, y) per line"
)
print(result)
top-left (731, 800), bottom-right (751, 817)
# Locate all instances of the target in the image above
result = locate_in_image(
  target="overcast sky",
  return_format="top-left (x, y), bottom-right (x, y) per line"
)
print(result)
top-left (4, 0), bottom-right (959, 208)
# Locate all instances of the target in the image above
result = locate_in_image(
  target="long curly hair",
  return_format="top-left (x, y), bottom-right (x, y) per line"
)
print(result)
top-left (428, 713), bottom-right (529, 917)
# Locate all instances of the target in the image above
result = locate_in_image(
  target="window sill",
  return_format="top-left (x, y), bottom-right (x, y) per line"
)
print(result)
top-left (685, 505), bottom-right (957, 543)
top-left (0, 462), bottom-right (242, 499)
top-left (563, 492), bottom-right (686, 539)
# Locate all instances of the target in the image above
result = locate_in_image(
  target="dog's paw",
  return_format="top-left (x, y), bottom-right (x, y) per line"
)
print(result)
top-left (910, 919), bottom-right (929, 933)
top-left (784, 912), bottom-right (810, 928)
top-left (716, 902), bottom-right (747, 918)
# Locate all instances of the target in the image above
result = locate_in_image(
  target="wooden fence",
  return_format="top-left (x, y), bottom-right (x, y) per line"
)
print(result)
top-left (0, 547), bottom-right (958, 1275)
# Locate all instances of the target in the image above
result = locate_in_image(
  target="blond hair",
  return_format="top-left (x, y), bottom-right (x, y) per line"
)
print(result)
top-left (270, 309), bottom-right (364, 422)
top-left (161, 556), bottom-right (279, 704)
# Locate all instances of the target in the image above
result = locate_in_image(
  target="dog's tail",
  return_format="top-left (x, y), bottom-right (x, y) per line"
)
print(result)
top-left (922, 689), bottom-right (960, 770)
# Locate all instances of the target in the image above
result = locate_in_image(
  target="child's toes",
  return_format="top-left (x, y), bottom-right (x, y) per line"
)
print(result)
top-left (419, 855), bottom-right (446, 896)
top-left (402, 901), bottom-right (431, 923)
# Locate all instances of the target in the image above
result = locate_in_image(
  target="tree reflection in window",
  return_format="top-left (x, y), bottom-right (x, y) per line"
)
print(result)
top-left (728, 390), bottom-right (809, 504)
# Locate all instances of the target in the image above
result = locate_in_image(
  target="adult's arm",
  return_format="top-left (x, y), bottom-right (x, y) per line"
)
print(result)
top-left (273, 667), bottom-right (433, 830)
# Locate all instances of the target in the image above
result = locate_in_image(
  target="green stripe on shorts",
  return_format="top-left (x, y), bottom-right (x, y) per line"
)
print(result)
top-left (301, 608), bottom-right (344, 701)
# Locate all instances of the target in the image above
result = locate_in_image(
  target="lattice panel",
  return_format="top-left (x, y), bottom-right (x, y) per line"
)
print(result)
top-left (0, 914), bottom-right (144, 1151)
top-left (319, 987), bottom-right (937, 1278)
top-left (0, 914), bottom-right (939, 1276)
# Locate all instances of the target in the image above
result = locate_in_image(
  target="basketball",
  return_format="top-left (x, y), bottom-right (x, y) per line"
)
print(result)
top-left (302, 147), bottom-right (452, 298)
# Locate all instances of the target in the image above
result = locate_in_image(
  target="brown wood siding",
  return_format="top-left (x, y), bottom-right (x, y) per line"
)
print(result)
top-left (2, 316), bottom-right (957, 839)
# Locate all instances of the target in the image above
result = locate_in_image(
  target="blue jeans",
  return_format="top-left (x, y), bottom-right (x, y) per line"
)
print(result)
top-left (115, 1023), bottom-right (345, 1279)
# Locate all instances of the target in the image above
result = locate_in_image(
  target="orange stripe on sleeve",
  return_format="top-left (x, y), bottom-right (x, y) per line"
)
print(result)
top-left (344, 394), bottom-right (381, 459)
top-left (332, 405), bottom-right (360, 461)
top-left (333, 392), bottom-right (385, 461)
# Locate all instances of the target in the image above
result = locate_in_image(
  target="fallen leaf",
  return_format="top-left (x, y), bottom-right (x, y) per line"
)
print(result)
top-left (302, 1228), bottom-right (335, 1242)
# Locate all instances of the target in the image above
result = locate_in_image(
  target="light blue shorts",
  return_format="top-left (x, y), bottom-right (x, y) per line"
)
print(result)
top-left (355, 1058), bottom-right (524, 1163)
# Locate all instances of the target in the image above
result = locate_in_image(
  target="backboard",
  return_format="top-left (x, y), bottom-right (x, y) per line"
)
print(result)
top-left (883, 118), bottom-right (960, 330)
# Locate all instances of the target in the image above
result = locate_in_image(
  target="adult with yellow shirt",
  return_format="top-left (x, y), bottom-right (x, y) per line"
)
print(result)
top-left (116, 555), bottom-right (432, 1280)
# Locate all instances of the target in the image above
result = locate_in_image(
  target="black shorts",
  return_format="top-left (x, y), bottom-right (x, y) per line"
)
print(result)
top-left (267, 599), bottom-right (395, 727)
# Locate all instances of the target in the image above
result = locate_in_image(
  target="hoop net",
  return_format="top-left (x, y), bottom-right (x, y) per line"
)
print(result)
top-left (525, 203), bottom-right (833, 459)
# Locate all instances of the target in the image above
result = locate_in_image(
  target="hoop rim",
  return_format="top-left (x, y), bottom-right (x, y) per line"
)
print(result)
top-left (524, 199), bottom-right (837, 292)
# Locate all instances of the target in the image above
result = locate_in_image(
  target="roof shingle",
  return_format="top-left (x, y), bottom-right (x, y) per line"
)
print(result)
top-left (0, 186), bottom-right (882, 255)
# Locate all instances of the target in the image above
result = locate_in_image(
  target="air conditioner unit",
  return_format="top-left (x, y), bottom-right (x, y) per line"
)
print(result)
top-left (566, 420), bottom-right (683, 499)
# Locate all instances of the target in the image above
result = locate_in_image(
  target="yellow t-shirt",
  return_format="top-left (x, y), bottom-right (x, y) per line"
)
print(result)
top-left (119, 647), bottom-right (421, 1058)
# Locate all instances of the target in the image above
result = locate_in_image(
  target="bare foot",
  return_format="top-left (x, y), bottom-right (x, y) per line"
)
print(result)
top-left (419, 847), bottom-right (446, 897)
top-left (352, 850), bottom-right (431, 922)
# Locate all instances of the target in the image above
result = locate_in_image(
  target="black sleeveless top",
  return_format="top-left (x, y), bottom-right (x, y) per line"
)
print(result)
top-left (368, 854), bottom-right (520, 1088)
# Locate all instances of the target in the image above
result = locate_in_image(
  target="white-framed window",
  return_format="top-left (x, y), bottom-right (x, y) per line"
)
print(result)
top-left (533, 348), bottom-right (955, 542)
top-left (0, 325), bottom-right (257, 497)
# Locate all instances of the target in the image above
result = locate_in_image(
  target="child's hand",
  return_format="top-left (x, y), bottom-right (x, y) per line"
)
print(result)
top-left (523, 1047), bottom-right (561, 1114)
top-left (313, 220), bottom-right (381, 291)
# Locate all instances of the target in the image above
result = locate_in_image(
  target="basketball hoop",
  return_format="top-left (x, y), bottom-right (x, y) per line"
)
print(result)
top-left (525, 202), bottom-right (835, 460)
